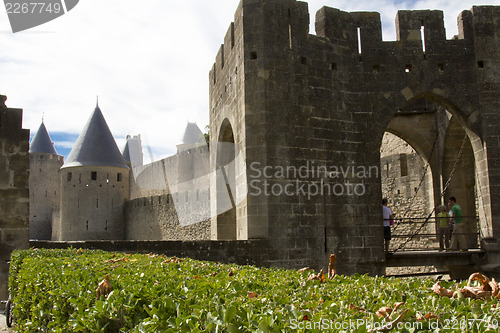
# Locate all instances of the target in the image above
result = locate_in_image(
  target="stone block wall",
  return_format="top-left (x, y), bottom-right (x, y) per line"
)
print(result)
top-left (125, 194), bottom-right (210, 241)
top-left (0, 95), bottom-right (29, 308)
top-left (209, 0), bottom-right (500, 275)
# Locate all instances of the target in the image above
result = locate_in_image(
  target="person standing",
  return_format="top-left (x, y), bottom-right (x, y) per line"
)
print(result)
top-left (382, 198), bottom-right (394, 252)
top-left (449, 196), bottom-right (467, 251)
top-left (436, 205), bottom-right (450, 251)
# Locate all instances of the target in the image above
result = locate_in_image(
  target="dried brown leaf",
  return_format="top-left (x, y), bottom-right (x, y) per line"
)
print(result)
top-left (104, 257), bottom-right (127, 263)
top-left (368, 309), bottom-right (408, 332)
top-left (247, 291), bottom-right (258, 299)
top-left (349, 303), bottom-right (367, 313)
top-left (96, 274), bottom-right (112, 299)
top-left (328, 254), bottom-right (336, 279)
top-left (431, 281), bottom-right (454, 298)
top-left (376, 306), bottom-right (393, 318)
top-left (491, 278), bottom-right (500, 298)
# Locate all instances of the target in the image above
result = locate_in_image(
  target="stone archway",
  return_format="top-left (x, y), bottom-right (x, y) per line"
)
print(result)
top-left (379, 95), bottom-right (485, 252)
top-left (213, 118), bottom-right (237, 240)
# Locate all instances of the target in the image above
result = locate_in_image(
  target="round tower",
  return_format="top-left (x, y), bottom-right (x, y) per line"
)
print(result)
top-left (57, 103), bottom-right (129, 241)
top-left (29, 121), bottom-right (64, 240)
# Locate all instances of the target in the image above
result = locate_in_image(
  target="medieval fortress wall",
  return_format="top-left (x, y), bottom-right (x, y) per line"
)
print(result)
top-left (1, 0), bottom-right (499, 282)
top-left (209, 0), bottom-right (499, 274)
top-left (0, 95), bottom-right (29, 308)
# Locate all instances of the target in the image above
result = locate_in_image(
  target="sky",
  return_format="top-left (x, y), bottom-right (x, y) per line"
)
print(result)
top-left (1, 0), bottom-right (499, 162)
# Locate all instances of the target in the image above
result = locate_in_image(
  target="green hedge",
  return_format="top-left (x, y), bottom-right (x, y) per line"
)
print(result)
top-left (8, 249), bottom-right (500, 332)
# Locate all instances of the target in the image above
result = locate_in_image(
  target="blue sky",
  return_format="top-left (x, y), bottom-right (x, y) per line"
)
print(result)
top-left (2, 0), bottom-right (499, 162)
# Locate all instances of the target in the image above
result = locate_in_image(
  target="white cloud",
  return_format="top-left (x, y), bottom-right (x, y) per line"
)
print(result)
top-left (0, 0), bottom-right (498, 159)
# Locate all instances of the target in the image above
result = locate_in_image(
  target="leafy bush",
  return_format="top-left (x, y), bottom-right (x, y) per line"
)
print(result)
top-left (8, 248), bottom-right (500, 332)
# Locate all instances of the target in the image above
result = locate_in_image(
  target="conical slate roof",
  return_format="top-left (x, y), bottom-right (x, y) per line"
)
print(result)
top-left (30, 122), bottom-right (57, 154)
top-left (182, 122), bottom-right (205, 145)
top-left (62, 105), bottom-right (128, 169)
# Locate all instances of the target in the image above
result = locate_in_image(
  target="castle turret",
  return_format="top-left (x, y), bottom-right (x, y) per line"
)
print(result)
top-left (57, 103), bottom-right (129, 241)
top-left (176, 122), bottom-right (206, 153)
top-left (122, 134), bottom-right (143, 169)
top-left (29, 121), bottom-right (63, 240)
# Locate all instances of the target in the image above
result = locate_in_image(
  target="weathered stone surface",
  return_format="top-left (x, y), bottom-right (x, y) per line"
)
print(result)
top-left (208, 0), bottom-right (500, 275)
top-left (0, 99), bottom-right (29, 309)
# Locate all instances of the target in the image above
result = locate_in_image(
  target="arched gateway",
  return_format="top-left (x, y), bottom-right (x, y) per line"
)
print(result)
top-left (210, 0), bottom-right (500, 275)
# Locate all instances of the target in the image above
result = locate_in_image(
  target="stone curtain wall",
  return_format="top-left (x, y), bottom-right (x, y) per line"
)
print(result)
top-left (125, 194), bottom-right (210, 241)
top-left (0, 95), bottom-right (29, 309)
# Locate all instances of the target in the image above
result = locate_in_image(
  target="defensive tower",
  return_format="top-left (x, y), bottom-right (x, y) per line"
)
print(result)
top-left (57, 103), bottom-right (129, 240)
top-left (29, 121), bottom-right (63, 240)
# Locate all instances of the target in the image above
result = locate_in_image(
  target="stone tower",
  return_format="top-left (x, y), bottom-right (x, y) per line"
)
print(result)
top-left (209, 0), bottom-right (500, 274)
top-left (29, 121), bottom-right (63, 240)
top-left (56, 103), bottom-right (129, 240)
top-left (122, 134), bottom-right (143, 169)
top-left (0, 94), bottom-right (29, 308)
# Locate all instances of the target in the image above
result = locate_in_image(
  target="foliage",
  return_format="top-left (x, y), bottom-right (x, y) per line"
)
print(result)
top-left (8, 248), bottom-right (500, 332)
top-left (203, 125), bottom-right (209, 147)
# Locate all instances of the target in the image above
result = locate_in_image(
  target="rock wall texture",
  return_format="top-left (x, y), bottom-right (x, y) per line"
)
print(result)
top-left (0, 95), bottom-right (29, 308)
top-left (209, 0), bottom-right (500, 275)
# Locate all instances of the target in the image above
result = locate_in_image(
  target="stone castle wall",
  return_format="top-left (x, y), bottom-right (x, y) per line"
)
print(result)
top-left (209, 0), bottom-right (500, 275)
top-left (125, 194), bottom-right (210, 241)
top-left (125, 146), bottom-right (210, 241)
top-left (0, 95), bottom-right (29, 308)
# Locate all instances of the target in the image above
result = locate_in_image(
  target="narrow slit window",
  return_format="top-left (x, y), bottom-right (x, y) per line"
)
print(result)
top-left (117, 173), bottom-right (122, 182)
top-left (289, 24), bottom-right (293, 50)
top-left (91, 171), bottom-right (97, 180)
top-left (357, 27), bottom-right (362, 54)
top-left (400, 153), bottom-right (408, 177)
top-left (86, 221), bottom-right (89, 231)
top-left (67, 172), bottom-right (72, 182)
top-left (300, 56), bottom-right (307, 65)
top-left (250, 51), bottom-right (257, 60)
top-left (331, 62), bottom-right (337, 70)
top-left (420, 23), bottom-right (426, 53)
top-left (96, 198), bottom-right (99, 208)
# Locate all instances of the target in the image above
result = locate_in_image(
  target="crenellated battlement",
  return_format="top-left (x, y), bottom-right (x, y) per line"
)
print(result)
top-left (210, 0), bottom-right (498, 89)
